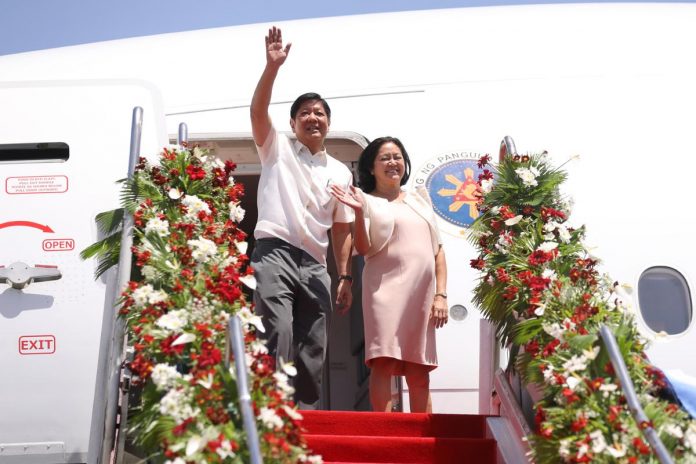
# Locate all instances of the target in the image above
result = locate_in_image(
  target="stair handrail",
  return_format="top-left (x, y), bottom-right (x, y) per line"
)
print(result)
top-left (599, 325), bottom-right (674, 464)
top-left (178, 122), bottom-right (188, 146)
top-left (97, 106), bottom-right (143, 464)
top-left (499, 135), bottom-right (517, 162)
top-left (225, 315), bottom-right (262, 464)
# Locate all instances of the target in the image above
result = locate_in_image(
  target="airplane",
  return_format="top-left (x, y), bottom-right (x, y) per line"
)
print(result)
top-left (1, 2), bottom-right (695, 462)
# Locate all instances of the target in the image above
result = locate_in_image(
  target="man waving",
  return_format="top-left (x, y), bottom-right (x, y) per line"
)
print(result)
top-left (249, 26), bottom-right (354, 409)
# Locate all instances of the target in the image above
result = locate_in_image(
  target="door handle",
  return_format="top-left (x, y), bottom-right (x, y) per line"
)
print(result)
top-left (0, 262), bottom-right (62, 290)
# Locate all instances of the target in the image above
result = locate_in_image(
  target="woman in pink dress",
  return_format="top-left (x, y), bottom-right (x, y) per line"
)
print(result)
top-left (331, 136), bottom-right (448, 413)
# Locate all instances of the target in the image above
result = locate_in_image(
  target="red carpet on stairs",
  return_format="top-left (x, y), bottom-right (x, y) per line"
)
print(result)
top-left (301, 410), bottom-right (498, 464)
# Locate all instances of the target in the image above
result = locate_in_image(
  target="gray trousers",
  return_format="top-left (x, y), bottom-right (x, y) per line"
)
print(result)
top-left (251, 237), bottom-right (332, 409)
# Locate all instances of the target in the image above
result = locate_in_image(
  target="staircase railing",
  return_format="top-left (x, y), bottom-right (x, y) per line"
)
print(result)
top-left (482, 136), bottom-right (674, 464)
top-left (225, 315), bottom-right (262, 464)
top-left (499, 135), bottom-right (517, 160)
top-left (98, 106), bottom-right (142, 464)
top-left (599, 325), bottom-right (674, 464)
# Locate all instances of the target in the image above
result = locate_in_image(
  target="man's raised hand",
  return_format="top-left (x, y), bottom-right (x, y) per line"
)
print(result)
top-left (265, 26), bottom-right (291, 67)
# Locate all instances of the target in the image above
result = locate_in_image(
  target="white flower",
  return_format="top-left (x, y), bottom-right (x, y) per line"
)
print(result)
top-left (582, 346), bottom-right (600, 360)
top-left (542, 322), bottom-right (565, 341)
top-left (480, 178), bottom-right (494, 194)
top-left (543, 221), bottom-right (558, 232)
top-left (599, 383), bottom-right (618, 398)
top-left (149, 289), bottom-right (168, 305)
top-left (582, 241), bottom-right (601, 261)
top-left (563, 354), bottom-right (588, 373)
top-left (541, 269), bottom-right (557, 280)
top-left (172, 332), bottom-right (196, 346)
top-left (537, 241), bottom-right (558, 252)
top-left (239, 274), bottom-right (257, 290)
top-left (188, 237), bottom-right (218, 263)
top-left (238, 306), bottom-right (265, 333)
top-left (533, 305), bottom-right (545, 316)
top-left (151, 363), bottom-right (182, 391)
top-left (577, 443), bottom-right (589, 459)
top-left (566, 376), bottom-right (581, 390)
top-left (663, 423), bottom-right (684, 439)
top-left (145, 217), bottom-right (170, 237)
top-left (132, 284), bottom-right (168, 306)
top-left (141, 265), bottom-right (159, 280)
top-left (282, 362), bottom-right (298, 377)
top-left (259, 406), bottom-right (284, 430)
top-left (558, 439), bottom-right (571, 458)
top-left (159, 388), bottom-right (198, 423)
top-left (196, 373), bottom-right (214, 390)
top-left (249, 340), bottom-right (268, 355)
top-left (165, 459), bottom-right (187, 464)
top-left (156, 309), bottom-right (189, 332)
top-left (685, 423), bottom-right (696, 449)
top-left (605, 443), bottom-right (626, 458)
top-left (589, 430), bottom-right (607, 453)
top-left (504, 215), bottom-right (523, 226)
top-left (186, 435), bottom-right (203, 457)
top-left (557, 225), bottom-right (571, 243)
top-left (229, 202), bottom-right (246, 222)
top-left (220, 255), bottom-right (239, 268)
top-left (216, 440), bottom-right (236, 460)
top-left (299, 455), bottom-right (324, 464)
top-left (235, 241), bottom-right (248, 255)
top-left (273, 371), bottom-right (295, 395)
top-left (168, 188), bottom-right (182, 200)
top-left (182, 195), bottom-right (211, 220)
top-left (542, 365), bottom-right (555, 383)
top-left (515, 167), bottom-right (539, 187)
top-left (282, 404), bottom-right (303, 421)
top-left (131, 284), bottom-right (154, 306)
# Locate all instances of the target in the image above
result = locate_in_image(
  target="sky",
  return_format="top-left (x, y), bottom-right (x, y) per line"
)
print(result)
top-left (0, 0), bottom-right (679, 56)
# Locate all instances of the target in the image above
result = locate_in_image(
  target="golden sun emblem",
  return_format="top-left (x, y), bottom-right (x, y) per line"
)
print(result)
top-left (437, 167), bottom-right (480, 219)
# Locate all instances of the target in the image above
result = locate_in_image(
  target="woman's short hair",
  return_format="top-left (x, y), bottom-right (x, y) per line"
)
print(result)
top-left (357, 136), bottom-right (412, 193)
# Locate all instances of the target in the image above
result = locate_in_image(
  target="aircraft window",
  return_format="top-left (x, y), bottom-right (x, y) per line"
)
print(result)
top-left (0, 142), bottom-right (69, 163)
top-left (638, 266), bottom-right (692, 335)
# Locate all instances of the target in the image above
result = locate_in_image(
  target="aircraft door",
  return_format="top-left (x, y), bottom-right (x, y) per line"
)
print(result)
top-left (0, 81), bottom-right (166, 463)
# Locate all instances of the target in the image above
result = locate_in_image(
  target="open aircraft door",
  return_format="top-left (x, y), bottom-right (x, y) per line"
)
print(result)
top-left (0, 80), bottom-right (167, 463)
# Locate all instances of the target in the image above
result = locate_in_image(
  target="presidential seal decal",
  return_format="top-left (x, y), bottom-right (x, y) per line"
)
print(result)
top-left (413, 151), bottom-right (488, 237)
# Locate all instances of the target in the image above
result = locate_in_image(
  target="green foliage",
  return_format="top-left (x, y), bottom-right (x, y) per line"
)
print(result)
top-left (470, 152), bottom-right (696, 462)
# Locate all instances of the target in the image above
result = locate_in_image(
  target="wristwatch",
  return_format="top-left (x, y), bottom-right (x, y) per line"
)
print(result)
top-left (338, 274), bottom-right (353, 283)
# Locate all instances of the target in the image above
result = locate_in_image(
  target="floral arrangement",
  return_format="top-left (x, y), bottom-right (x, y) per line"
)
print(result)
top-left (83, 146), bottom-right (321, 463)
top-left (469, 152), bottom-right (696, 463)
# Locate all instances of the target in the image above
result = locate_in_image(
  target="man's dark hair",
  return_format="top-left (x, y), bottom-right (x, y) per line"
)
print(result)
top-left (290, 92), bottom-right (331, 120)
top-left (357, 136), bottom-right (412, 193)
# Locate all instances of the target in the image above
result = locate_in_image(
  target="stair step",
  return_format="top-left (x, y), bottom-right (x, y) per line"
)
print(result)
top-left (305, 434), bottom-right (497, 464)
top-left (300, 410), bottom-right (489, 438)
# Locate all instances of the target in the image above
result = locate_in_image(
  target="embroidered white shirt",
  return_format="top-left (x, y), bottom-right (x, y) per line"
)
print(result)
top-left (254, 127), bottom-right (354, 265)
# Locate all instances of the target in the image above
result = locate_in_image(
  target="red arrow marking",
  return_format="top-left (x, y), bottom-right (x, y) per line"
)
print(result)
top-left (0, 221), bottom-right (54, 233)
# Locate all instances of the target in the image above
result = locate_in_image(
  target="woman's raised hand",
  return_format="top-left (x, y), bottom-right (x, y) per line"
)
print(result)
top-left (330, 184), bottom-right (364, 212)
top-left (265, 26), bottom-right (291, 67)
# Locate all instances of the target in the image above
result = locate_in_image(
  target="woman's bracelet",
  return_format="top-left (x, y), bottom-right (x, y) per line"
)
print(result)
top-left (434, 292), bottom-right (447, 299)
top-left (338, 274), bottom-right (353, 283)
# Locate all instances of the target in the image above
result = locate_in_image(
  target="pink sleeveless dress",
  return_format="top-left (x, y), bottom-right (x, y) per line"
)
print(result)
top-left (362, 200), bottom-right (438, 373)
